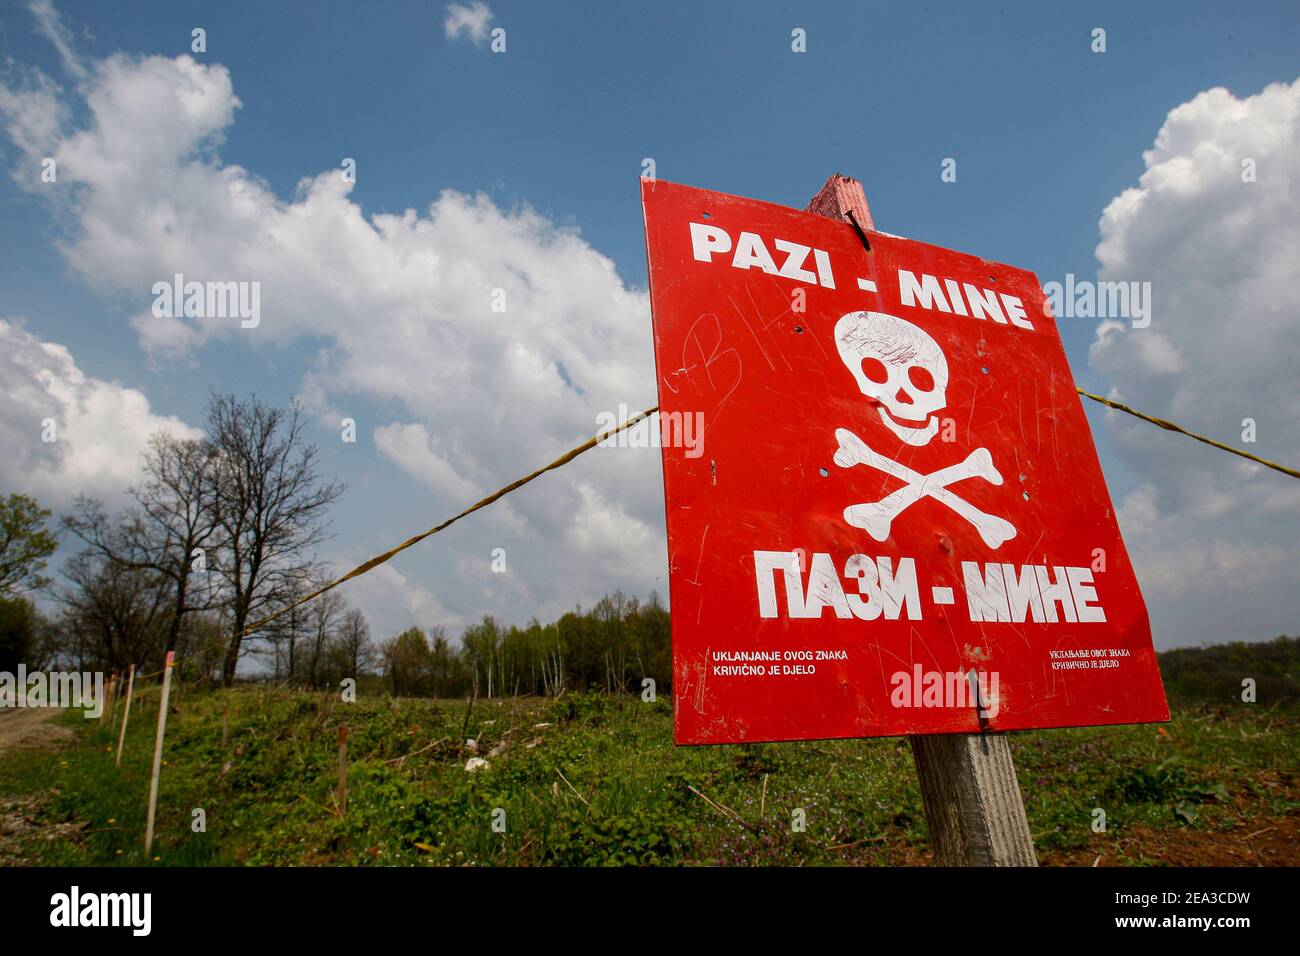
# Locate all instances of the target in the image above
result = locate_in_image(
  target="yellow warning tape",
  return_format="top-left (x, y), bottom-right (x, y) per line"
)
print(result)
top-left (238, 389), bottom-right (1296, 637)
top-left (240, 405), bottom-right (659, 636)
top-left (1075, 388), bottom-right (1300, 480)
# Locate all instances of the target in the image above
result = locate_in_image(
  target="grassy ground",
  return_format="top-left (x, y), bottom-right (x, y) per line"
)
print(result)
top-left (0, 685), bottom-right (1295, 866)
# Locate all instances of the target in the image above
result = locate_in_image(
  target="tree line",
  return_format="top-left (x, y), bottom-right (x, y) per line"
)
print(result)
top-left (0, 394), bottom-right (346, 686)
top-left (383, 591), bottom-right (671, 699)
top-left (0, 393), bottom-right (674, 696)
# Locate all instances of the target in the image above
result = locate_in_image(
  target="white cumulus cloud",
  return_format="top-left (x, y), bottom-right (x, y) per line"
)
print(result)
top-left (0, 319), bottom-right (202, 504)
top-left (1088, 78), bottom-right (1300, 648)
top-left (0, 35), bottom-right (665, 633)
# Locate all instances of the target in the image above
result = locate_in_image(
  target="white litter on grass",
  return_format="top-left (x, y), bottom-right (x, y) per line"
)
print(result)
top-left (465, 738), bottom-right (478, 752)
top-left (465, 757), bottom-right (490, 773)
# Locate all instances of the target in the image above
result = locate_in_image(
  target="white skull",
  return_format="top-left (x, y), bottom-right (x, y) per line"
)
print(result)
top-left (834, 311), bottom-right (948, 446)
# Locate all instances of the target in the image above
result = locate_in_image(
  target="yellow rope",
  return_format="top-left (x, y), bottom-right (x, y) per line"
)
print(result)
top-left (237, 388), bottom-right (1296, 638)
top-left (1074, 388), bottom-right (1299, 480)
top-left (239, 405), bottom-right (659, 636)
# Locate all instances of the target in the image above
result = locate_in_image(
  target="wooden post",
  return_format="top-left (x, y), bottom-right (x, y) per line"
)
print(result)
top-left (116, 664), bottom-right (136, 767)
top-left (109, 672), bottom-right (121, 732)
top-left (806, 172), bottom-right (876, 232)
top-left (806, 173), bottom-right (1038, 867)
top-left (910, 733), bottom-right (1037, 865)
top-left (100, 673), bottom-right (115, 724)
top-left (144, 652), bottom-right (175, 856)
top-left (336, 726), bottom-right (349, 817)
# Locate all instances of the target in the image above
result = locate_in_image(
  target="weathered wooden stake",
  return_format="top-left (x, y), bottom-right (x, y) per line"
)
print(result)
top-left (144, 652), bottom-right (175, 856)
top-left (109, 673), bottom-right (121, 732)
top-left (337, 725), bottom-right (349, 817)
top-left (806, 173), bottom-right (1038, 867)
top-left (100, 673), bottom-right (115, 724)
top-left (116, 664), bottom-right (136, 767)
top-left (910, 733), bottom-right (1036, 865)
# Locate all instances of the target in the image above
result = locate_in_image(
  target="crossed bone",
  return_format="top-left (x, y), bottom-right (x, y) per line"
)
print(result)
top-left (833, 428), bottom-right (1017, 549)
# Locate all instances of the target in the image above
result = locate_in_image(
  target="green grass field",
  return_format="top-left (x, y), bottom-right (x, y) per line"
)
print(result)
top-left (1, 667), bottom-right (1295, 866)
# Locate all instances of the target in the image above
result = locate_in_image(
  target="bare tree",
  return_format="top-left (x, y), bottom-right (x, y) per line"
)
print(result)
top-left (331, 607), bottom-right (375, 682)
top-left (63, 435), bottom-right (222, 667)
top-left (261, 571), bottom-right (315, 682)
top-left (132, 434), bottom-right (223, 657)
top-left (206, 395), bottom-right (343, 686)
top-left (59, 544), bottom-right (169, 671)
top-left (305, 586), bottom-right (345, 686)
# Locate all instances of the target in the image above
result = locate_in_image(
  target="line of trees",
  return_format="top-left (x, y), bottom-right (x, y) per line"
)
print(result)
top-left (380, 590), bottom-right (672, 699)
top-left (0, 392), bottom-right (675, 698)
top-left (0, 394), bottom-right (356, 686)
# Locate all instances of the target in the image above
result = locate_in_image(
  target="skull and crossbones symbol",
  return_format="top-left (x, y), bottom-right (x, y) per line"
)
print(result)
top-left (832, 310), bottom-right (1017, 549)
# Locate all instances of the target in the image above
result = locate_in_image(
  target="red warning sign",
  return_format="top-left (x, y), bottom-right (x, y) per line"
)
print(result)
top-left (642, 179), bottom-right (1168, 744)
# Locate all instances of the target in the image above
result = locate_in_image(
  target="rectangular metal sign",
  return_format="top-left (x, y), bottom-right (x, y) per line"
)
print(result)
top-left (642, 179), bottom-right (1169, 744)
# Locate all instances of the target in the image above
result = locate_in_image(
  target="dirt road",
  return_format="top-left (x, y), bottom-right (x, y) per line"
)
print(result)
top-left (0, 707), bottom-right (73, 754)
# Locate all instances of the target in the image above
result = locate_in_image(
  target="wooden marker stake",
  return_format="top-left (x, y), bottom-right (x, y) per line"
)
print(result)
top-left (805, 173), bottom-right (1038, 867)
top-left (101, 673), bottom-right (115, 725)
top-left (116, 664), bottom-right (136, 767)
top-left (337, 726), bottom-right (349, 817)
top-left (109, 673), bottom-right (121, 732)
top-left (144, 652), bottom-right (175, 856)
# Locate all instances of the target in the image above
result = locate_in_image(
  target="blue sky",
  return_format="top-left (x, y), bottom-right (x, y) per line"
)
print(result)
top-left (1, 0), bottom-right (1297, 651)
